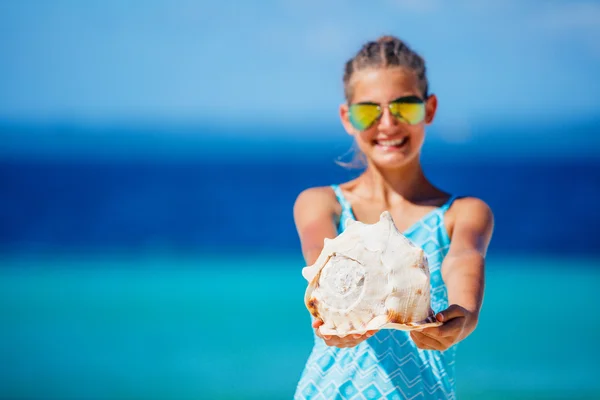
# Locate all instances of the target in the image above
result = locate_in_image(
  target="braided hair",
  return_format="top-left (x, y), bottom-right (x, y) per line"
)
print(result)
top-left (343, 36), bottom-right (429, 102)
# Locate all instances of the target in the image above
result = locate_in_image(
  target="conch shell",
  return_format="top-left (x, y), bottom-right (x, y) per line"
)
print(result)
top-left (302, 211), bottom-right (442, 337)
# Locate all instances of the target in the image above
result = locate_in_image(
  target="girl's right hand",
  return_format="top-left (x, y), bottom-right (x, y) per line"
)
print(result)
top-left (312, 319), bottom-right (378, 348)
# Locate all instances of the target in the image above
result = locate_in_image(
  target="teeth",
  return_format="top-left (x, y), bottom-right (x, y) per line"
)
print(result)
top-left (378, 138), bottom-right (406, 146)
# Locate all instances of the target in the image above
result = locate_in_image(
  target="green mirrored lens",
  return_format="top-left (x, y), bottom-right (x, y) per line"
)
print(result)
top-left (349, 104), bottom-right (381, 131)
top-left (389, 101), bottom-right (425, 125)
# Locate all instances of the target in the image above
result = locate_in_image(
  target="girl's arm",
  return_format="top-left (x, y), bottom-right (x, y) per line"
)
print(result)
top-left (411, 197), bottom-right (494, 351)
top-left (442, 198), bottom-right (494, 330)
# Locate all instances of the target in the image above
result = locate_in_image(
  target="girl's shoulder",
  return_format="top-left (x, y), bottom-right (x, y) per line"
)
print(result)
top-left (293, 185), bottom-right (344, 225)
top-left (445, 196), bottom-right (494, 239)
top-left (448, 196), bottom-right (493, 217)
top-left (294, 185), bottom-right (339, 204)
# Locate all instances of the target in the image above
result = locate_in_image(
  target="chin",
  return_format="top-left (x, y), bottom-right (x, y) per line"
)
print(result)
top-left (371, 157), bottom-right (412, 170)
top-left (368, 148), bottom-right (419, 169)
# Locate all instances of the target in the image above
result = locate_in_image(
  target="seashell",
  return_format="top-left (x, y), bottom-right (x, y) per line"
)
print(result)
top-left (302, 211), bottom-right (442, 337)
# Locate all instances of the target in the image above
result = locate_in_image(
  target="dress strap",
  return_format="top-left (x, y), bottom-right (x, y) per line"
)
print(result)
top-left (330, 185), bottom-right (350, 211)
top-left (330, 184), bottom-right (356, 224)
top-left (439, 195), bottom-right (459, 213)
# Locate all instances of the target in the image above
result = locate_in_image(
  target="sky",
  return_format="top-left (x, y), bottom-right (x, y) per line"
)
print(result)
top-left (0, 0), bottom-right (599, 147)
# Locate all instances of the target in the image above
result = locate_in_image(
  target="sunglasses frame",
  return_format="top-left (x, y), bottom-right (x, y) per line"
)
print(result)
top-left (348, 95), bottom-right (428, 132)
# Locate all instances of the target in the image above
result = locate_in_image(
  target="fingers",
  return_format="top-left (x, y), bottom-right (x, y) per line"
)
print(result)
top-left (437, 304), bottom-right (467, 322)
top-left (317, 330), bottom-right (379, 348)
top-left (437, 318), bottom-right (466, 337)
top-left (411, 331), bottom-right (446, 351)
top-left (312, 318), bottom-right (379, 348)
top-left (420, 318), bottom-right (464, 338)
top-left (312, 319), bottom-right (324, 328)
top-left (314, 329), bottom-right (331, 341)
top-left (410, 331), bottom-right (430, 350)
top-left (326, 337), bottom-right (352, 348)
top-left (313, 324), bottom-right (331, 341)
top-left (331, 334), bottom-right (368, 348)
top-left (351, 331), bottom-right (377, 339)
top-left (319, 334), bottom-right (348, 348)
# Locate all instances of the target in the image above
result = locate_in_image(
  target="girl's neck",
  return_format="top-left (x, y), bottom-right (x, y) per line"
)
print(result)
top-left (358, 157), bottom-right (434, 206)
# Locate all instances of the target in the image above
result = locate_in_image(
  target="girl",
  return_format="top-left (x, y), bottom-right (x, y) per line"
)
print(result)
top-left (293, 36), bottom-right (494, 399)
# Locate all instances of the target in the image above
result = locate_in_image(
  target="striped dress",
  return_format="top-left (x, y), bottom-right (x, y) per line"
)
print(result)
top-left (294, 184), bottom-right (459, 400)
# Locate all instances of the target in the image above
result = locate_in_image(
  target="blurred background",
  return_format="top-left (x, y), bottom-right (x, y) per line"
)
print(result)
top-left (1, 1), bottom-right (599, 399)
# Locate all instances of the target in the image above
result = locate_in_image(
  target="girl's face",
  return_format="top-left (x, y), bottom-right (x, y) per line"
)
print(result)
top-left (340, 68), bottom-right (437, 170)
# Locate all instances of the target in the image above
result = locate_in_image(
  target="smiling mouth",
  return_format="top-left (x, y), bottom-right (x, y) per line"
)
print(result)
top-left (374, 137), bottom-right (408, 150)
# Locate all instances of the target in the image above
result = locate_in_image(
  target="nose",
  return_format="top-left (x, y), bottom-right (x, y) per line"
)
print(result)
top-left (378, 107), bottom-right (397, 131)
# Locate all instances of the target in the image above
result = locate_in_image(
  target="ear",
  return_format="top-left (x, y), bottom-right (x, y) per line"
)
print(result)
top-left (339, 103), bottom-right (357, 137)
top-left (424, 94), bottom-right (438, 125)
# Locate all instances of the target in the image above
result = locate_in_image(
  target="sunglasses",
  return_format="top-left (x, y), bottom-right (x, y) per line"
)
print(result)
top-left (348, 95), bottom-right (426, 132)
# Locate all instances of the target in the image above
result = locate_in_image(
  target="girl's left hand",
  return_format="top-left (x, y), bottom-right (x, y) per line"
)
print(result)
top-left (410, 304), bottom-right (476, 352)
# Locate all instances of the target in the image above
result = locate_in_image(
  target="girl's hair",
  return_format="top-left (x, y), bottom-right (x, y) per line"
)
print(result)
top-left (342, 35), bottom-right (429, 103)
top-left (336, 35), bottom-right (429, 169)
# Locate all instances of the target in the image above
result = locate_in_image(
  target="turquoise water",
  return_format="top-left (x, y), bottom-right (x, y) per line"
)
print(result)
top-left (0, 254), bottom-right (599, 400)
